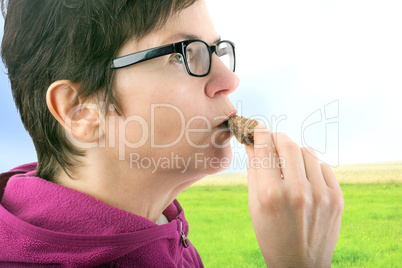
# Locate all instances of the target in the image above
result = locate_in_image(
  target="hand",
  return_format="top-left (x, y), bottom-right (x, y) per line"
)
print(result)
top-left (246, 125), bottom-right (344, 267)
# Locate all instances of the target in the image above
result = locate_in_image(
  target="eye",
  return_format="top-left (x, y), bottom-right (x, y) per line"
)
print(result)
top-left (217, 46), bottom-right (229, 57)
top-left (186, 48), bottom-right (194, 61)
top-left (170, 53), bottom-right (183, 64)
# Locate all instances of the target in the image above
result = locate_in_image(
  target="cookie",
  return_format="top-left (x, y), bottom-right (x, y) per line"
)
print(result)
top-left (225, 115), bottom-right (259, 146)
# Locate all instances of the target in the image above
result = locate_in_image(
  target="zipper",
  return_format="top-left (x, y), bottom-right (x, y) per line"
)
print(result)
top-left (180, 220), bottom-right (189, 248)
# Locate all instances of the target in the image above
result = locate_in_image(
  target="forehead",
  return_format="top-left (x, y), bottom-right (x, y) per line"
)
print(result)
top-left (119, 0), bottom-right (219, 55)
top-left (161, 0), bottom-right (218, 43)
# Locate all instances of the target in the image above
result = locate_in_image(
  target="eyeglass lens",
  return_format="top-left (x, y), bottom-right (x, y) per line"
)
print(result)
top-left (185, 41), bottom-right (234, 76)
top-left (216, 42), bottom-right (234, 73)
top-left (185, 41), bottom-right (209, 75)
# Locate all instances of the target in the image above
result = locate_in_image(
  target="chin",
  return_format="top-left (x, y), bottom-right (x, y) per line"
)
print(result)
top-left (203, 144), bottom-right (233, 175)
top-left (182, 133), bottom-right (233, 176)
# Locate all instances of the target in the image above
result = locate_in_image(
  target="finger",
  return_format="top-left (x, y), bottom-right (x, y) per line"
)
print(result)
top-left (300, 147), bottom-right (325, 186)
top-left (245, 146), bottom-right (256, 183)
top-left (245, 145), bottom-right (256, 178)
top-left (253, 125), bottom-right (283, 186)
top-left (245, 146), bottom-right (258, 204)
top-left (320, 163), bottom-right (342, 191)
top-left (271, 133), bottom-right (306, 183)
top-left (250, 125), bottom-right (283, 207)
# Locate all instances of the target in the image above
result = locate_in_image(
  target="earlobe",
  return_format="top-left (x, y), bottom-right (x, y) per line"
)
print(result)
top-left (46, 80), bottom-right (103, 143)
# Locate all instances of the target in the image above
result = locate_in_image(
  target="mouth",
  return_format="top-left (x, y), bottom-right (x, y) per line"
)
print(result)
top-left (216, 110), bottom-right (237, 129)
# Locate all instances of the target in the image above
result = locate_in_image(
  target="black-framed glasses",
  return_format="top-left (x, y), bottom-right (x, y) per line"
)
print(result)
top-left (110, 39), bottom-right (236, 77)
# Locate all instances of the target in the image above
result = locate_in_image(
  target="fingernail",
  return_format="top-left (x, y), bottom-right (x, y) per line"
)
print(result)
top-left (255, 124), bottom-right (270, 132)
top-left (245, 145), bottom-right (251, 153)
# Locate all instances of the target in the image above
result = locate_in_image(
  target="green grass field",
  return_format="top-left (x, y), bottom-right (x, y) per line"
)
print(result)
top-left (178, 162), bottom-right (402, 267)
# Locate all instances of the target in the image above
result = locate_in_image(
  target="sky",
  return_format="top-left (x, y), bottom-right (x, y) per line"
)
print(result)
top-left (0, 0), bottom-right (401, 172)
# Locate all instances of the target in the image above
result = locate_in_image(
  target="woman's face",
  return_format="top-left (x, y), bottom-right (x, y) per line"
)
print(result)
top-left (109, 0), bottom-right (239, 178)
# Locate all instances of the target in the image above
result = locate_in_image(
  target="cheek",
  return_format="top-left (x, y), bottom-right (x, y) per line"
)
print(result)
top-left (147, 85), bottom-right (208, 144)
top-left (152, 102), bottom-right (209, 144)
top-left (114, 70), bottom-right (209, 146)
top-left (152, 105), bottom-right (186, 145)
top-left (185, 116), bottom-right (212, 146)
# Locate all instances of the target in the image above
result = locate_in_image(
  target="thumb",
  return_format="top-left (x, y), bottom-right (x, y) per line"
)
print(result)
top-left (245, 137), bottom-right (258, 207)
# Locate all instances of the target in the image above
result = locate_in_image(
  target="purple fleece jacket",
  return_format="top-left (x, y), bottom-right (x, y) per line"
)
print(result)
top-left (0, 163), bottom-right (203, 267)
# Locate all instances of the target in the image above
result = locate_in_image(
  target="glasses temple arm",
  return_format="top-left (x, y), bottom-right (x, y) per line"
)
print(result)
top-left (111, 44), bottom-right (177, 69)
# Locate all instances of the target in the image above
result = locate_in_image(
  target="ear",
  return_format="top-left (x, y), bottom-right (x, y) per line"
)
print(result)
top-left (46, 80), bottom-right (104, 143)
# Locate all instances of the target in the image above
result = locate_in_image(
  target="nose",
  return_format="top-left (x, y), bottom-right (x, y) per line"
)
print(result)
top-left (204, 54), bottom-right (240, 98)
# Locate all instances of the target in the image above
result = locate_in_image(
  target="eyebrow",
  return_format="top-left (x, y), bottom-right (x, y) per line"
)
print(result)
top-left (164, 33), bottom-right (221, 45)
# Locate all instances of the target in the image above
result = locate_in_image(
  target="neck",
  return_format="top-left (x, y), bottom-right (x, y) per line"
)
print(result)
top-left (54, 153), bottom-right (203, 223)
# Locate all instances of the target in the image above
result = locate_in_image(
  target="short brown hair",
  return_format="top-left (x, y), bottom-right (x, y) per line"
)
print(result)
top-left (1, 0), bottom-right (197, 181)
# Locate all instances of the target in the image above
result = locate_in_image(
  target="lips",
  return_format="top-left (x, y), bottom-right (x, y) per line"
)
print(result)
top-left (216, 110), bottom-right (237, 128)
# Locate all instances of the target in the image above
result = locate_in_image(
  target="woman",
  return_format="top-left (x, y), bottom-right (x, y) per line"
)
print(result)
top-left (0, 0), bottom-right (343, 266)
